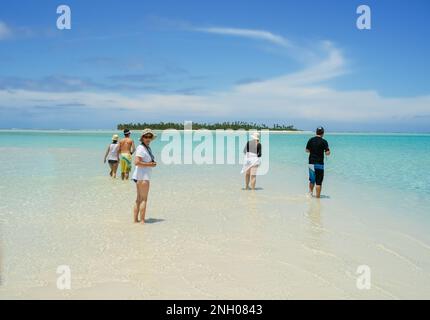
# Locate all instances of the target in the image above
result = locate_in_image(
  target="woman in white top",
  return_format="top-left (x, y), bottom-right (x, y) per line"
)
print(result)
top-left (241, 132), bottom-right (262, 190)
top-left (132, 129), bottom-right (157, 224)
top-left (103, 134), bottom-right (120, 178)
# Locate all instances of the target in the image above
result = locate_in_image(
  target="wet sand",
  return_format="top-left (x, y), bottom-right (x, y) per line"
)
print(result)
top-left (1, 151), bottom-right (430, 299)
top-left (1, 132), bottom-right (430, 299)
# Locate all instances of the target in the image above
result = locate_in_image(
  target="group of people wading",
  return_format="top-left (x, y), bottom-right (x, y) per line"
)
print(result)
top-left (104, 127), bottom-right (330, 224)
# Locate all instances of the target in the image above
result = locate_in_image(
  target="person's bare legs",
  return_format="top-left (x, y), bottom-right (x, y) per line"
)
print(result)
top-left (133, 181), bottom-right (150, 224)
top-left (134, 200), bottom-right (140, 223)
top-left (112, 162), bottom-right (118, 179)
top-left (250, 175), bottom-right (257, 190)
top-left (108, 163), bottom-right (114, 177)
top-left (133, 182), bottom-right (141, 223)
top-left (245, 171), bottom-right (251, 190)
top-left (121, 171), bottom-right (130, 180)
top-left (315, 185), bottom-right (322, 198)
top-left (309, 182), bottom-right (315, 196)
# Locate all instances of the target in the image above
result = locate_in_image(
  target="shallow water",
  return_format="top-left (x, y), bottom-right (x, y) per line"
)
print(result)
top-left (2, 130), bottom-right (430, 194)
top-left (0, 130), bottom-right (430, 299)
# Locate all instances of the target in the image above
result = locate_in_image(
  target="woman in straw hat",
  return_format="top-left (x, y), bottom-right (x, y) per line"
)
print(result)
top-left (132, 129), bottom-right (157, 224)
top-left (241, 132), bottom-right (262, 190)
top-left (103, 134), bottom-right (120, 178)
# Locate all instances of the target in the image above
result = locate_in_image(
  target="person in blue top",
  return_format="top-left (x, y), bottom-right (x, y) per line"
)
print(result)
top-left (306, 127), bottom-right (331, 198)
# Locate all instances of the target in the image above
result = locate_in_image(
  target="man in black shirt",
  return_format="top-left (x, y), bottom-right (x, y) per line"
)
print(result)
top-left (305, 127), bottom-right (330, 198)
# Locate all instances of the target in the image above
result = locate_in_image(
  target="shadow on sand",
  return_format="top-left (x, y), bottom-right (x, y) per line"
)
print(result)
top-left (241, 187), bottom-right (265, 191)
top-left (144, 218), bottom-right (165, 224)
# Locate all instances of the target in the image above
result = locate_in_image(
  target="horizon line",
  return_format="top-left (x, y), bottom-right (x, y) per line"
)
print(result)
top-left (1, 128), bottom-right (429, 135)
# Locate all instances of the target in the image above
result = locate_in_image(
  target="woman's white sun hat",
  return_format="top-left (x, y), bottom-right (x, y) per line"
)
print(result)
top-left (112, 134), bottom-right (119, 141)
top-left (251, 132), bottom-right (260, 140)
top-left (141, 128), bottom-right (157, 140)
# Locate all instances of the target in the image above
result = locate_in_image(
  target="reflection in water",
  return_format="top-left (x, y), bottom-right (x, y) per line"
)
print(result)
top-left (244, 192), bottom-right (265, 244)
top-left (246, 191), bottom-right (262, 228)
top-left (307, 199), bottom-right (322, 228)
top-left (305, 199), bottom-right (324, 250)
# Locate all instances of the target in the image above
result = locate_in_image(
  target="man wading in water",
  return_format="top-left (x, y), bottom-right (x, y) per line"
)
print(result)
top-left (118, 129), bottom-right (136, 180)
top-left (306, 127), bottom-right (331, 198)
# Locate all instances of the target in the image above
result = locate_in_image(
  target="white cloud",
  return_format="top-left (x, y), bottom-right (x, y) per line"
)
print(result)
top-left (2, 45), bottom-right (429, 126)
top-left (0, 21), bottom-right (12, 40)
top-left (1, 26), bottom-right (429, 130)
top-left (192, 26), bottom-right (332, 66)
top-left (237, 41), bottom-right (346, 92)
top-left (194, 27), bottom-right (291, 48)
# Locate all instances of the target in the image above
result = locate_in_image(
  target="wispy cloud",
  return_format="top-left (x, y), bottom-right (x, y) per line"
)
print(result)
top-left (2, 45), bottom-right (429, 128)
top-left (80, 56), bottom-right (146, 71)
top-left (194, 27), bottom-right (291, 48)
top-left (107, 74), bottom-right (164, 83)
top-left (0, 21), bottom-right (12, 40)
top-left (81, 57), bottom-right (120, 67)
top-left (65, 31), bottom-right (146, 43)
top-left (1, 24), bottom-right (429, 131)
top-left (0, 75), bottom-right (100, 92)
top-left (238, 41), bottom-right (346, 90)
top-left (0, 21), bottom-right (62, 43)
top-left (192, 26), bottom-right (323, 64)
top-left (0, 75), bottom-right (161, 93)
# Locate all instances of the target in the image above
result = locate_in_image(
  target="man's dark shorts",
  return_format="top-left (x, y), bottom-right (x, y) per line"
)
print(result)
top-left (309, 164), bottom-right (324, 186)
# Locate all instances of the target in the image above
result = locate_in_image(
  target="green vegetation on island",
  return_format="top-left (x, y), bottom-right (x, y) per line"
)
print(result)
top-left (117, 122), bottom-right (299, 131)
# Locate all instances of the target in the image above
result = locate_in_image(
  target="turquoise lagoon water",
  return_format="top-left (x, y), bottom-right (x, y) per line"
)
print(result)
top-left (1, 130), bottom-right (430, 299)
top-left (1, 130), bottom-right (429, 195)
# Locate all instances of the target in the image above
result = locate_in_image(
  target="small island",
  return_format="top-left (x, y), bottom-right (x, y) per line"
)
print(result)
top-left (117, 121), bottom-right (299, 131)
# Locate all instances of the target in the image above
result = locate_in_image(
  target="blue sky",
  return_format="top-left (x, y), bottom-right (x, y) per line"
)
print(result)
top-left (0, 0), bottom-right (429, 131)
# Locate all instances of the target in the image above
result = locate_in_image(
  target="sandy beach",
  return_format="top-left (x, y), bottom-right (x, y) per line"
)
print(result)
top-left (1, 131), bottom-right (430, 299)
